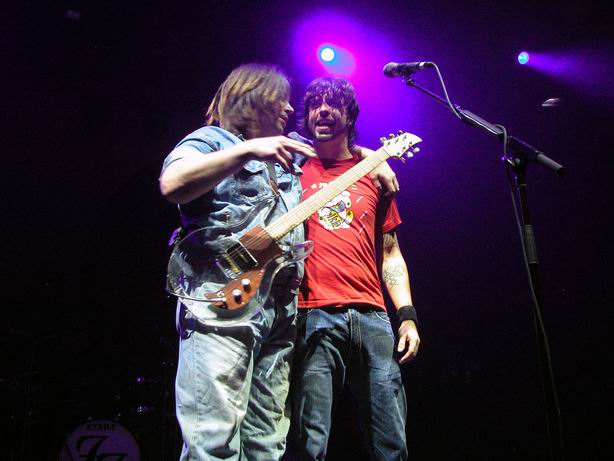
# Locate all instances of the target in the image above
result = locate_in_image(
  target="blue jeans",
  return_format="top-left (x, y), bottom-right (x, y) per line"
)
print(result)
top-left (290, 308), bottom-right (408, 461)
top-left (175, 283), bottom-right (297, 461)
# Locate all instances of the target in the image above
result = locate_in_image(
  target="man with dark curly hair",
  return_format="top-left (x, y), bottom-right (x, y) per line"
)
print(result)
top-left (289, 76), bottom-right (420, 460)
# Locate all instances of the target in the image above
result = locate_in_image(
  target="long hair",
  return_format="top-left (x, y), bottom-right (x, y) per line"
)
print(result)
top-left (300, 76), bottom-right (360, 146)
top-left (205, 63), bottom-right (290, 136)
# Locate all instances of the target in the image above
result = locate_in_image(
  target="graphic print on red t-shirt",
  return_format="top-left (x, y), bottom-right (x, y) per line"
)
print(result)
top-left (298, 155), bottom-right (401, 310)
top-left (317, 191), bottom-right (354, 230)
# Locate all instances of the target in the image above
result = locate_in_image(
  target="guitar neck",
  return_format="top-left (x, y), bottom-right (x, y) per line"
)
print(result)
top-left (265, 148), bottom-right (391, 241)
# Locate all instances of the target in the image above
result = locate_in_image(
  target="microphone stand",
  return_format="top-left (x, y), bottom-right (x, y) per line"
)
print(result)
top-left (401, 76), bottom-right (565, 461)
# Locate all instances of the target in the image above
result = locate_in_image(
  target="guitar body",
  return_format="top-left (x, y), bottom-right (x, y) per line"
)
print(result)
top-left (167, 222), bottom-right (313, 326)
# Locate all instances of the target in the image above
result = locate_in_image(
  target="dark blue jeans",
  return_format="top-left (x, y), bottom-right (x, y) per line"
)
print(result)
top-left (290, 308), bottom-right (408, 461)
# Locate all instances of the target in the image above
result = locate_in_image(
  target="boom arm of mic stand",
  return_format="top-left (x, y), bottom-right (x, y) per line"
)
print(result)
top-left (402, 77), bottom-right (565, 175)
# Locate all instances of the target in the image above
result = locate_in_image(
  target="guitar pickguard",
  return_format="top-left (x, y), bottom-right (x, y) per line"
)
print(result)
top-left (167, 223), bottom-right (313, 326)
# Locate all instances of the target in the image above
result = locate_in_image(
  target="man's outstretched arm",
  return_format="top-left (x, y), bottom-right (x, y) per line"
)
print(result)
top-left (382, 231), bottom-right (420, 364)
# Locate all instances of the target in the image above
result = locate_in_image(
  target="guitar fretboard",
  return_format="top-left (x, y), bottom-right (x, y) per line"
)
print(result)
top-left (265, 147), bottom-right (391, 241)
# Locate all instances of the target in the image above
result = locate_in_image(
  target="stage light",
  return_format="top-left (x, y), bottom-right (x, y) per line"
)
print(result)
top-left (315, 43), bottom-right (355, 74)
top-left (518, 51), bottom-right (530, 65)
top-left (320, 47), bottom-right (335, 62)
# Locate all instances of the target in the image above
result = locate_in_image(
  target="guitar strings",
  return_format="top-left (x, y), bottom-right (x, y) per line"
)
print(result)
top-left (229, 152), bottom-right (384, 254)
top-left (218, 145), bottom-right (402, 261)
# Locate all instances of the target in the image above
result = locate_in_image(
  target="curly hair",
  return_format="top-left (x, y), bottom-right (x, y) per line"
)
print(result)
top-left (205, 63), bottom-right (290, 137)
top-left (300, 76), bottom-right (360, 146)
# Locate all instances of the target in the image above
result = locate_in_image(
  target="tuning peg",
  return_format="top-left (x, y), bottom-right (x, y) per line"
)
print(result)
top-left (413, 147), bottom-right (420, 154)
top-left (388, 133), bottom-right (395, 139)
top-left (397, 130), bottom-right (404, 135)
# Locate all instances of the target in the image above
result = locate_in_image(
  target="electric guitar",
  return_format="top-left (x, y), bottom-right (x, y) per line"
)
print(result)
top-left (166, 131), bottom-right (422, 325)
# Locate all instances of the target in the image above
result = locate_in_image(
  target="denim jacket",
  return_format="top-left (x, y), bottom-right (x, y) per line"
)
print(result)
top-left (162, 126), bottom-right (305, 284)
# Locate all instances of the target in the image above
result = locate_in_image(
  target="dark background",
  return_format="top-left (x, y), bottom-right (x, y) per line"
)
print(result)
top-left (2, 1), bottom-right (612, 460)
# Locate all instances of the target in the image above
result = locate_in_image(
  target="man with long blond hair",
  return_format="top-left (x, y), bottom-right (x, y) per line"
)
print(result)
top-left (160, 63), bottom-right (314, 460)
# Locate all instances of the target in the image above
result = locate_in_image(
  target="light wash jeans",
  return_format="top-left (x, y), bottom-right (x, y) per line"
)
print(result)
top-left (290, 307), bottom-right (408, 461)
top-left (175, 282), bottom-right (297, 461)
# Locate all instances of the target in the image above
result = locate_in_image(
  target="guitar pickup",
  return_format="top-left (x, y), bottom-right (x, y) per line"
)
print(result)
top-left (216, 242), bottom-right (258, 279)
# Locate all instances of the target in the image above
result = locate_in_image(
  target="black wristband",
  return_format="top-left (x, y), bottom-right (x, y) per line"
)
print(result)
top-left (397, 305), bottom-right (418, 325)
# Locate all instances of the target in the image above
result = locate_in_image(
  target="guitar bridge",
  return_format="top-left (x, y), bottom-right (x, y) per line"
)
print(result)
top-left (216, 242), bottom-right (258, 279)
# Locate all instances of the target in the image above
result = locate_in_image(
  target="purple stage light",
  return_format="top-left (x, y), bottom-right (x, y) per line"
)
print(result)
top-left (291, 10), bottom-right (399, 83)
top-left (521, 46), bottom-right (614, 103)
top-left (313, 42), bottom-right (355, 75)
top-left (518, 51), bottom-right (530, 65)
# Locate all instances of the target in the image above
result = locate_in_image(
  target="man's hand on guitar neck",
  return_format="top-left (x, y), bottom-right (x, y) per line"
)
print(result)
top-left (354, 146), bottom-right (400, 197)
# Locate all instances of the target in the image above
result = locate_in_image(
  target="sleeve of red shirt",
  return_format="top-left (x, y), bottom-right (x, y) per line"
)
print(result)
top-left (383, 198), bottom-right (403, 234)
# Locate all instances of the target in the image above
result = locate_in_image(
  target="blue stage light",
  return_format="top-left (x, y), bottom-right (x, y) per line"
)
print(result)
top-left (518, 51), bottom-right (530, 65)
top-left (320, 47), bottom-right (335, 62)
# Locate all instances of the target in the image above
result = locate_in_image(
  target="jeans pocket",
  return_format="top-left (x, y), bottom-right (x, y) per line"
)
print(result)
top-left (373, 310), bottom-right (391, 323)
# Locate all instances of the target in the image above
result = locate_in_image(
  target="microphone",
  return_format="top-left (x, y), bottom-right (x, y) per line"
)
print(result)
top-left (383, 61), bottom-right (434, 77)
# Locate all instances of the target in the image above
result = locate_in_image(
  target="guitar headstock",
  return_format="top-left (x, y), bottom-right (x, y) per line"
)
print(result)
top-left (380, 131), bottom-right (422, 160)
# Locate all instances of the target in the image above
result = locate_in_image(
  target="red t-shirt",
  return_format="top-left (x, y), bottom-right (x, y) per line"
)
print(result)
top-left (298, 155), bottom-right (402, 310)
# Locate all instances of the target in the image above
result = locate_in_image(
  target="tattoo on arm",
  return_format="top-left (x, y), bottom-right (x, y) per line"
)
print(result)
top-left (382, 232), bottom-right (403, 287)
top-left (383, 264), bottom-right (404, 287)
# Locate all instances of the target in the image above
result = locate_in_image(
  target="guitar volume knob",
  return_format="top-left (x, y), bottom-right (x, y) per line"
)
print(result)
top-left (232, 289), bottom-right (242, 302)
top-left (241, 279), bottom-right (251, 290)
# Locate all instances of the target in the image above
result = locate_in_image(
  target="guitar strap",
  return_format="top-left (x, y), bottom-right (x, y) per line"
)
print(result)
top-left (265, 161), bottom-right (280, 197)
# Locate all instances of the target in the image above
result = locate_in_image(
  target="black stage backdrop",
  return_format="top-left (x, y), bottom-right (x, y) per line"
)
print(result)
top-left (2, 1), bottom-right (612, 460)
